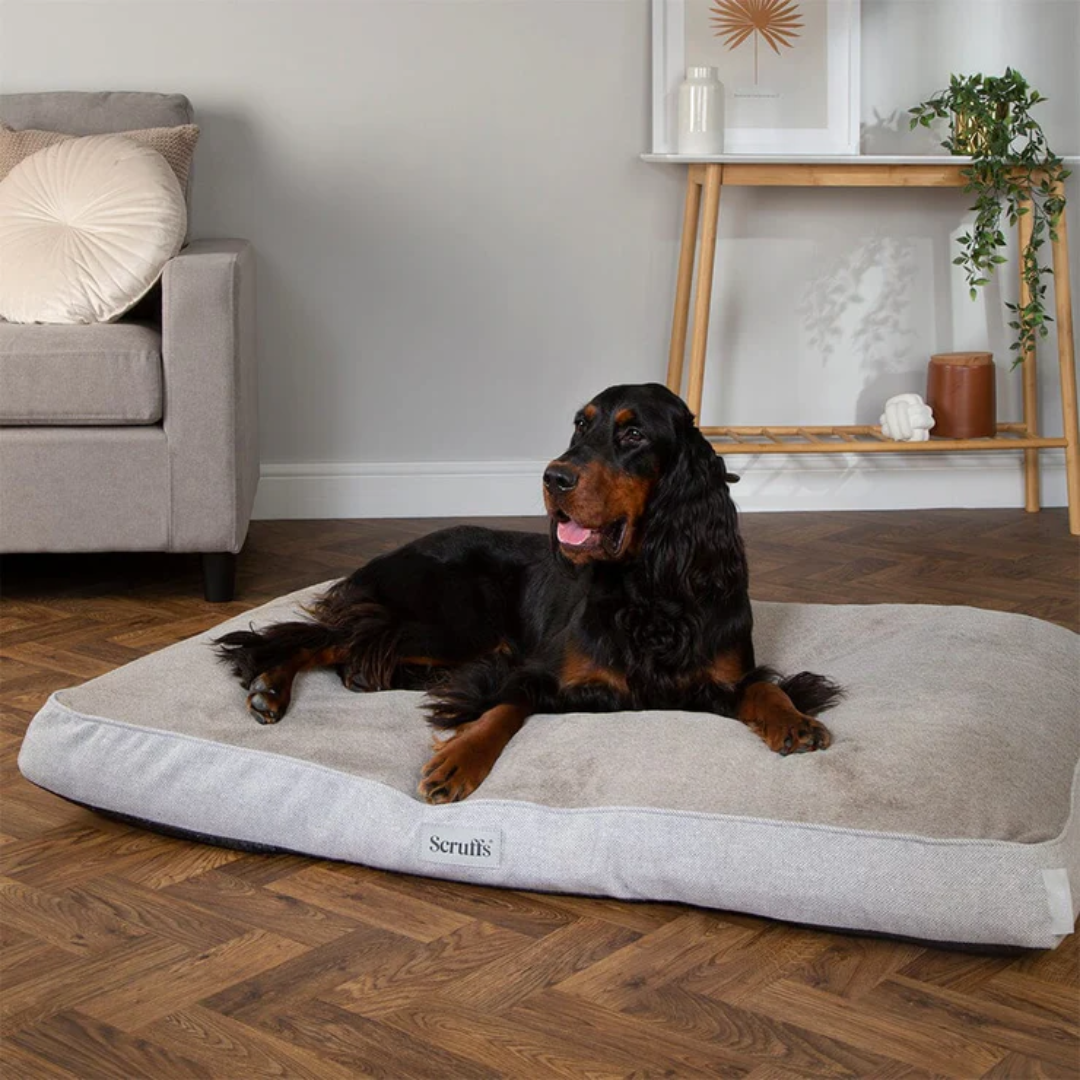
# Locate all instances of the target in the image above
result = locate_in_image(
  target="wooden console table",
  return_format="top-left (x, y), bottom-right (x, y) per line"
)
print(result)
top-left (642, 154), bottom-right (1080, 534)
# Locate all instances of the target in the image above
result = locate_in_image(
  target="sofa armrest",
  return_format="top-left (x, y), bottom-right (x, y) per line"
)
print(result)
top-left (161, 239), bottom-right (258, 553)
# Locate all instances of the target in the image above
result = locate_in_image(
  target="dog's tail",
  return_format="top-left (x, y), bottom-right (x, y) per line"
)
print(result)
top-left (778, 670), bottom-right (844, 716)
top-left (214, 589), bottom-right (402, 691)
top-left (733, 666), bottom-right (843, 717)
top-left (214, 620), bottom-right (343, 688)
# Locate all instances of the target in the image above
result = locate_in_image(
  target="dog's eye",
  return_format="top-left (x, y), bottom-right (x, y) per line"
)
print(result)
top-left (574, 415), bottom-right (588, 433)
top-left (620, 428), bottom-right (645, 446)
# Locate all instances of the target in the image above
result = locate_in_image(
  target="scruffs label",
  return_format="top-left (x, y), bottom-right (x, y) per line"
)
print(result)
top-left (419, 824), bottom-right (502, 869)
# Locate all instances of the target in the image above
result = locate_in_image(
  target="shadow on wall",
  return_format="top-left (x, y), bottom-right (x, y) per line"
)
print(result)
top-left (795, 192), bottom-right (1016, 427)
top-left (798, 233), bottom-right (917, 368)
top-left (860, 108), bottom-right (945, 156)
top-left (797, 228), bottom-right (927, 423)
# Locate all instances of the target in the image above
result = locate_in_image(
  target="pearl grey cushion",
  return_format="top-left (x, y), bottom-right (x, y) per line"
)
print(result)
top-left (0, 322), bottom-right (163, 425)
top-left (18, 583), bottom-right (1080, 949)
top-left (0, 91), bottom-right (192, 134)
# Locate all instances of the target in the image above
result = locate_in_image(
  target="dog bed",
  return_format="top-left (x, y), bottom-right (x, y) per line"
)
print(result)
top-left (18, 583), bottom-right (1079, 949)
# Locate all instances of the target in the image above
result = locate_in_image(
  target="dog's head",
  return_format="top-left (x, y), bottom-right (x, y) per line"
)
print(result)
top-left (543, 383), bottom-right (740, 570)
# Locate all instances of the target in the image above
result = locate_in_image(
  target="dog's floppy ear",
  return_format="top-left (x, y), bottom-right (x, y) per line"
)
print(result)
top-left (639, 411), bottom-right (746, 598)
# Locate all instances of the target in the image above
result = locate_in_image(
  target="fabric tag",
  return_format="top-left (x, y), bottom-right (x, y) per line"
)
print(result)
top-left (1042, 868), bottom-right (1075, 935)
top-left (419, 824), bottom-right (502, 869)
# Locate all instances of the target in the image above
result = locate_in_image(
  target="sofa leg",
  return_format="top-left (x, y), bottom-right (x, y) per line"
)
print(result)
top-left (201, 552), bottom-right (237, 603)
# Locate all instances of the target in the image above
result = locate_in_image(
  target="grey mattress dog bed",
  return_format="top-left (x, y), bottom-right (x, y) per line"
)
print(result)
top-left (19, 583), bottom-right (1080, 949)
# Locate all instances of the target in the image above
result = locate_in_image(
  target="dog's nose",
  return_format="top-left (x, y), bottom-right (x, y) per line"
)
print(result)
top-left (543, 463), bottom-right (579, 493)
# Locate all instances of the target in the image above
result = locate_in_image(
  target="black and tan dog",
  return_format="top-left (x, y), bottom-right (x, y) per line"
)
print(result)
top-left (217, 383), bottom-right (841, 802)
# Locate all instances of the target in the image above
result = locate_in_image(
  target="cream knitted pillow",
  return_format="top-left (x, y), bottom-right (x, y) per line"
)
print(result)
top-left (0, 120), bottom-right (199, 191)
top-left (0, 134), bottom-right (187, 324)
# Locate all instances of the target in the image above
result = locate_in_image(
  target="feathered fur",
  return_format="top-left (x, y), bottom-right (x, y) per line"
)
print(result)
top-left (216, 383), bottom-right (843, 801)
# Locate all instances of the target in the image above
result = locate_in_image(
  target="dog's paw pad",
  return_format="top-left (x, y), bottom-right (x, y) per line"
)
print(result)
top-left (782, 716), bottom-right (831, 754)
top-left (757, 714), bottom-right (832, 755)
top-left (418, 737), bottom-right (489, 804)
top-left (247, 687), bottom-right (285, 724)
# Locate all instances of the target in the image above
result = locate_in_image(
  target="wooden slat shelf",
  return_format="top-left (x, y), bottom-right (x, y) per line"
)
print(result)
top-left (699, 424), bottom-right (1070, 454)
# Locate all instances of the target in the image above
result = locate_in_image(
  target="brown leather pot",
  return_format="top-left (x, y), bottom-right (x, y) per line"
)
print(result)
top-left (926, 352), bottom-right (996, 438)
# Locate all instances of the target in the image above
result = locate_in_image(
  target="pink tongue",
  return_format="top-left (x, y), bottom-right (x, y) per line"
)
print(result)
top-left (557, 519), bottom-right (596, 546)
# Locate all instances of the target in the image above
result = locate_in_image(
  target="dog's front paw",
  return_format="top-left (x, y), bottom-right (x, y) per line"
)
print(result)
top-left (418, 728), bottom-right (494, 804)
top-left (750, 714), bottom-right (832, 756)
top-left (246, 672), bottom-right (290, 724)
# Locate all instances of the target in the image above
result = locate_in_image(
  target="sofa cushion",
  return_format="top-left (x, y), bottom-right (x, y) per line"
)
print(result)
top-left (0, 121), bottom-right (200, 192)
top-left (0, 321), bottom-right (162, 425)
top-left (0, 92), bottom-right (196, 238)
top-left (0, 135), bottom-right (187, 325)
top-left (0, 91), bottom-right (193, 134)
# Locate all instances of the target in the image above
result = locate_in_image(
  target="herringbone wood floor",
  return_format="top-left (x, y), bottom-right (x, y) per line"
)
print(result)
top-left (2, 510), bottom-right (1078, 1079)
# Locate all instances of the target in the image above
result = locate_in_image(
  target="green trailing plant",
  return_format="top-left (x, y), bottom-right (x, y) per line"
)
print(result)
top-left (909, 68), bottom-right (1069, 367)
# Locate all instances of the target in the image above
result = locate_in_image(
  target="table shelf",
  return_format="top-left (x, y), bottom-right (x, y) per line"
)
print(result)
top-left (701, 424), bottom-right (1069, 454)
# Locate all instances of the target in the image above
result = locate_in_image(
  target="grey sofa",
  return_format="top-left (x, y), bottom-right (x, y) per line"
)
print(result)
top-left (0, 92), bottom-right (257, 601)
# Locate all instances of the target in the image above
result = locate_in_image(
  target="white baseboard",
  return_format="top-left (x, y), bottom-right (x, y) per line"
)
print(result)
top-left (252, 451), bottom-right (1067, 520)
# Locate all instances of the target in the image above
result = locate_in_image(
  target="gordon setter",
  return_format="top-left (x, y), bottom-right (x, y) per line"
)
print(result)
top-left (217, 383), bottom-right (841, 803)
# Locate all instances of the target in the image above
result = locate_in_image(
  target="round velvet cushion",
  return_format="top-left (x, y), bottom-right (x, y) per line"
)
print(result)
top-left (0, 134), bottom-right (187, 324)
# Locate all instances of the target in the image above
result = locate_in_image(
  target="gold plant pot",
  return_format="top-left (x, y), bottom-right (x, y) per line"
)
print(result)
top-left (952, 105), bottom-right (1009, 155)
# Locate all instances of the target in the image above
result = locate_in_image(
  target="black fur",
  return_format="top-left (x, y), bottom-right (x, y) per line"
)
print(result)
top-left (216, 383), bottom-right (842, 749)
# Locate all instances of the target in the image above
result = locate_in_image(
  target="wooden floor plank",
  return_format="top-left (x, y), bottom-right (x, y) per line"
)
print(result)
top-left (203, 925), bottom-right (422, 1022)
top-left (742, 978), bottom-right (1008, 1077)
top-left (505, 987), bottom-right (762, 1077)
top-left (0, 875), bottom-right (146, 957)
top-left (139, 1004), bottom-right (369, 1080)
top-left (442, 916), bottom-right (641, 1015)
top-left (872, 975), bottom-right (1079, 1070)
top-left (79, 928), bottom-right (308, 1032)
top-left (322, 918), bottom-right (535, 1020)
top-left (2, 509), bottom-right (1077, 1076)
top-left (392, 994), bottom-right (754, 1078)
top-left (243, 997), bottom-right (504, 1080)
top-left (63, 874), bottom-right (253, 952)
top-left (558, 976), bottom-right (895, 1078)
top-left (267, 863), bottom-right (475, 943)
top-left (163, 867), bottom-right (366, 947)
top-left (11, 1009), bottom-right (212, 1079)
top-left (784, 936), bottom-right (926, 1000)
top-left (2, 936), bottom-right (192, 1037)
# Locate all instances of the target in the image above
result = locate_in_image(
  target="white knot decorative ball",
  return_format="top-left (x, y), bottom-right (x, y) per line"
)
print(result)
top-left (880, 394), bottom-right (935, 442)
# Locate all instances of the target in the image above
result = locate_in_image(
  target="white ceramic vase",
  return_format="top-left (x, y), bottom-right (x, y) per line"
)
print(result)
top-left (677, 66), bottom-right (724, 156)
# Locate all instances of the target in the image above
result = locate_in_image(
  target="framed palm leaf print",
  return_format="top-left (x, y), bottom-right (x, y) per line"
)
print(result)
top-left (651, 0), bottom-right (860, 154)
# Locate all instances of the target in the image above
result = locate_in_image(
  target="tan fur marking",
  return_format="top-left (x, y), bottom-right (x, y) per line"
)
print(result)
top-left (419, 703), bottom-right (531, 803)
top-left (739, 681), bottom-right (799, 722)
top-left (560, 461), bottom-right (654, 554)
top-left (737, 681), bottom-right (832, 754)
top-left (561, 645), bottom-right (629, 694)
top-left (706, 650), bottom-right (745, 685)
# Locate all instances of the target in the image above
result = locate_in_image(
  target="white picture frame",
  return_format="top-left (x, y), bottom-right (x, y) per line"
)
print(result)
top-left (652, 0), bottom-right (861, 155)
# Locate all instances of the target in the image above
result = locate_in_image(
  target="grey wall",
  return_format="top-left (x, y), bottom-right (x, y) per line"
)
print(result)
top-left (1, 0), bottom-right (1077, 516)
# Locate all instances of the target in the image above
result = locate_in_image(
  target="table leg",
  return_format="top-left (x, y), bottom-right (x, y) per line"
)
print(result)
top-left (667, 166), bottom-right (704, 396)
top-left (1017, 197), bottom-right (1040, 512)
top-left (686, 163), bottom-right (723, 420)
top-left (1050, 190), bottom-right (1079, 535)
